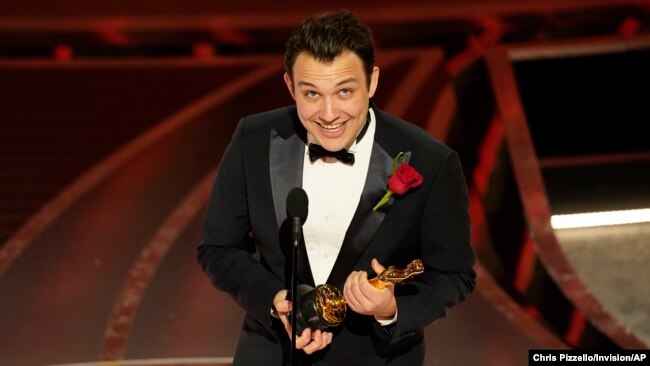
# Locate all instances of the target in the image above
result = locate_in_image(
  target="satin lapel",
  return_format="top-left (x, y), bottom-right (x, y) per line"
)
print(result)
top-left (326, 142), bottom-right (393, 287)
top-left (270, 128), bottom-right (304, 228)
top-left (269, 128), bottom-right (315, 286)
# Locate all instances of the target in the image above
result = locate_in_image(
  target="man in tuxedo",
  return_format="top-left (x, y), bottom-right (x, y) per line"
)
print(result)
top-left (198, 10), bottom-right (475, 365)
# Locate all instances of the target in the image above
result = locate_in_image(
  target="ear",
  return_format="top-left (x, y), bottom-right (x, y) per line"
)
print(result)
top-left (368, 66), bottom-right (380, 98)
top-left (283, 72), bottom-right (296, 100)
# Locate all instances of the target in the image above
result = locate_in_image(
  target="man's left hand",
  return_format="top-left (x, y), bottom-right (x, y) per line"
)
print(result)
top-left (343, 258), bottom-right (397, 320)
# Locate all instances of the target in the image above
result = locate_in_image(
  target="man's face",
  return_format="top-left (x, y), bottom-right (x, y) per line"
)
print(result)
top-left (284, 50), bottom-right (379, 152)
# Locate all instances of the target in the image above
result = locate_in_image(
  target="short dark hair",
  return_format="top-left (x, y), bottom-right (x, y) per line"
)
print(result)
top-left (284, 10), bottom-right (376, 87)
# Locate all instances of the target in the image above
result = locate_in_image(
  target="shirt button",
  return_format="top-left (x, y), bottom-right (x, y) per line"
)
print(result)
top-left (324, 215), bottom-right (330, 220)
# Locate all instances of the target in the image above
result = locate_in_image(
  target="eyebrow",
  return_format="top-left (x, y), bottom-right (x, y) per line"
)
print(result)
top-left (297, 78), bottom-right (359, 88)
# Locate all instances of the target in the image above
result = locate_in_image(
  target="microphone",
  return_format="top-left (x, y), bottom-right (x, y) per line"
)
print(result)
top-left (286, 187), bottom-right (308, 246)
top-left (285, 187), bottom-right (308, 366)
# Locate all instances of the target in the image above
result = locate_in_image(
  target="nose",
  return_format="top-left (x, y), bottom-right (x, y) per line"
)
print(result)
top-left (318, 97), bottom-right (340, 123)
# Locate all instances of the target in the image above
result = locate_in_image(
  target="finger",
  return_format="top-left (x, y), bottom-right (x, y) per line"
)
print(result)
top-left (295, 328), bottom-right (312, 349)
top-left (302, 329), bottom-right (330, 354)
top-left (343, 272), bottom-right (363, 310)
top-left (343, 272), bottom-right (357, 302)
top-left (314, 330), bottom-right (331, 350)
top-left (371, 258), bottom-right (385, 275)
top-left (356, 271), bottom-right (376, 303)
top-left (302, 329), bottom-right (323, 354)
top-left (325, 331), bottom-right (333, 345)
top-left (348, 272), bottom-right (376, 313)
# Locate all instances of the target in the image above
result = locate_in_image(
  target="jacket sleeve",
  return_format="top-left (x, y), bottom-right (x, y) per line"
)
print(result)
top-left (382, 149), bottom-right (476, 347)
top-left (197, 118), bottom-right (284, 334)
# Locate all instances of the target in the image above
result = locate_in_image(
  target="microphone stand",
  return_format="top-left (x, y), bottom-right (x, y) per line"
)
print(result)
top-left (290, 217), bottom-right (300, 366)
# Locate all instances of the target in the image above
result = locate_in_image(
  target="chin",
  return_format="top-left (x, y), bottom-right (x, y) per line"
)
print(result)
top-left (320, 139), bottom-right (350, 152)
top-left (315, 133), bottom-right (354, 151)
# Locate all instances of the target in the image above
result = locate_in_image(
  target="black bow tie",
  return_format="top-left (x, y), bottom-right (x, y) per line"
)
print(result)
top-left (308, 143), bottom-right (355, 165)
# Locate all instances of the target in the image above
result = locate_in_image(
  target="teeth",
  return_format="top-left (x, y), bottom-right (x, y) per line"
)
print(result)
top-left (318, 122), bottom-right (345, 130)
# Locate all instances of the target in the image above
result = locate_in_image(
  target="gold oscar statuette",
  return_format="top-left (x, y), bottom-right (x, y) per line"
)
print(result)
top-left (292, 259), bottom-right (424, 334)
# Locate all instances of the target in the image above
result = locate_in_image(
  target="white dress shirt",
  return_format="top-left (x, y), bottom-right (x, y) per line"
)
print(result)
top-left (302, 109), bottom-right (376, 286)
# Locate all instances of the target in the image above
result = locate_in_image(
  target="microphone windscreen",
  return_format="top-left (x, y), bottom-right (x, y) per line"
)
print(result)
top-left (286, 187), bottom-right (308, 221)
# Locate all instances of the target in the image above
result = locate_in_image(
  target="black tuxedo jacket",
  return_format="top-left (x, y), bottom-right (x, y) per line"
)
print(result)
top-left (198, 104), bottom-right (476, 365)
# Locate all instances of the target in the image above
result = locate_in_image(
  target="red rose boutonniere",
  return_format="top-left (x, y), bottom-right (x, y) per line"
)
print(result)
top-left (373, 152), bottom-right (423, 211)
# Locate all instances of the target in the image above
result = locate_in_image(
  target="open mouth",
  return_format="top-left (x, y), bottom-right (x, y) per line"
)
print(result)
top-left (316, 121), bottom-right (347, 131)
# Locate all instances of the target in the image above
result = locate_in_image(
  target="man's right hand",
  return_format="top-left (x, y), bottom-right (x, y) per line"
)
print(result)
top-left (273, 289), bottom-right (334, 354)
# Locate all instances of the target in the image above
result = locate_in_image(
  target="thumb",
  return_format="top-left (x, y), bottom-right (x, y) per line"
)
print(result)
top-left (274, 300), bottom-right (292, 313)
top-left (371, 258), bottom-right (385, 275)
top-left (273, 289), bottom-right (291, 313)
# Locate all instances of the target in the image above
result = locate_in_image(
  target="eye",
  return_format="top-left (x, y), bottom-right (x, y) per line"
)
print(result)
top-left (305, 91), bottom-right (319, 99)
top-left (339, 89), bottom-right (352, 97)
